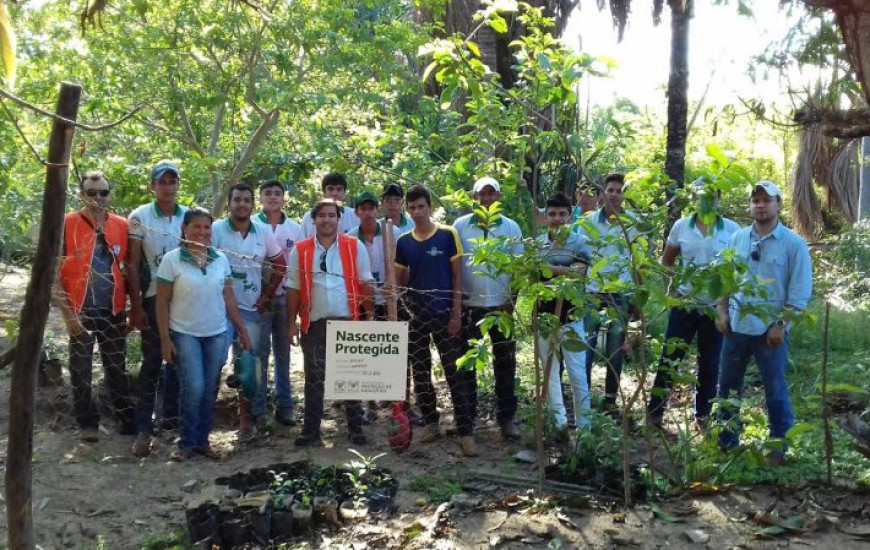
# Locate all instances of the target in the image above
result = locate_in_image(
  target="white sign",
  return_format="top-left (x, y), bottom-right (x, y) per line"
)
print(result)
top-left (325, 320), bottom-right (409, 401)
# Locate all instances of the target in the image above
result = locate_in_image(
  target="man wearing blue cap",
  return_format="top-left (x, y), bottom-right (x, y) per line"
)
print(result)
top-left (128, 160), bottom-right (188, 456)
top-left (715, 180), bottom-right (812, 464)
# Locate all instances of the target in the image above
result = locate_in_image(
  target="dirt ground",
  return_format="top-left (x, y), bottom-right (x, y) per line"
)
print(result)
top-left (2, 263), bottom-right (870, 550)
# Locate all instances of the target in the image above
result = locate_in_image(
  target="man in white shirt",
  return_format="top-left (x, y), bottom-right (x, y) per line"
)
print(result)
top-left (287, 199), bottom-right (375, 447)
top-left (211, 183), bottom-right (286, 436)
top-left (575, 173), bottom-right (639, 416)
top-left (646, 178), bottom-right (740, 431)
top-left (127, 160), bottom-right (188, 456)
top-left (255, 180), bottom-right (303, 426)
top-left (381, 182), bottom-right (415, 234)
top-left (453, 177), bottom-right (523, 440)
top-left (299, 173), bottom-right (359, 237)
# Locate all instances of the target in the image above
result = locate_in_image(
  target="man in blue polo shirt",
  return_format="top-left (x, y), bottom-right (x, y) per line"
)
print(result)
top-left (395, 184), bottom-right (477, 457)
top-left (715, 180), bottom-right (812, 464)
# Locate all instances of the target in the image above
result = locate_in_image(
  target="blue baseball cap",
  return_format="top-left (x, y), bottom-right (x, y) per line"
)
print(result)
top-left (150, 160), bottom-right (180, 182)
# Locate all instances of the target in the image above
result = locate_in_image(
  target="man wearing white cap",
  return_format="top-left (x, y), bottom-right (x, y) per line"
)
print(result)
top-left (715, 180), bottom-right (812, 464)
top-left (453, 177), bottom-right (524, 440)
top-left (646, 177), bottom-right (740, 432)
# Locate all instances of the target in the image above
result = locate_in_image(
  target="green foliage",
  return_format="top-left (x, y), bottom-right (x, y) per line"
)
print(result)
top-left (406, 473), bottom-right (464, 503)
top-left (139, 529), bottom-right (191, 550)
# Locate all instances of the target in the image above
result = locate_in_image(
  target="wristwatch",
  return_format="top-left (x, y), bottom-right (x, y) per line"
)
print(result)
top-left (774, 319), bottom-right (786, 328)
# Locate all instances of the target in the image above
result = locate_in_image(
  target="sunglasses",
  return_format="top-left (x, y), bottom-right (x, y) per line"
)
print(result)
top-left (750, 241), bottom-right (760, 262)
top-left (85, 189), bottom-right (111, 198)
top-left (319, 250), bottom-right (328, 274)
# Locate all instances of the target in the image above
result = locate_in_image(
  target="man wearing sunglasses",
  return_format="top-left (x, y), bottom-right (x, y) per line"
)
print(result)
top-left (127, 160), bottom-right (187, 456)
top-left (715, 180), bottom-right (812, 465)
top-left (55, 172), bottom-right (136, 443)
top-left (286, 198), bottom-right (375, 447)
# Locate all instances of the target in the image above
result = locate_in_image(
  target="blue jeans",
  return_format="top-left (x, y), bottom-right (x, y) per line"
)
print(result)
top-left (716, 331), bottom-right (794, 455)
top-left (173, 330), bottom-right (227, 450)
top-left (258, 294), bottom-right (293, 411)
top-left (227, 308), bottom-right (265, 417)
top-left (648, 306), bottom-right (722, 421)
top-left (540, 320), bottom-right (590, 430)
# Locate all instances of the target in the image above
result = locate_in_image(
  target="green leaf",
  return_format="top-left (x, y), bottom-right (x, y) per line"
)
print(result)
top-left (704, 143), bottom-right (728, 167)
top-left (0, 0), bottom-right (16, 89)
top-left (422, 60), bottom-right (438, 83)
top-left (489, 16), bottom-right (508, 34)
top-left (465, 40), bottom-right (481, 58)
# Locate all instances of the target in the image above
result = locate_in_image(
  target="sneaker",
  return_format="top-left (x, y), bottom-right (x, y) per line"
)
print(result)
top-left (500, 421), bottom-right (521, 441)
top-left (294, 433), bottom-right (324, 448)
top-left (80, 427), bottom-right (99, 443)
top-left (132, 434), bottom-right (152, 457)
top-left (275, 408), bottom-right (297, 427)
top-left (419, 423), bottom-right (441, 443)
top-left (349, 431), bottom-right (367, 445)
top-left (459, 436), bottom-right (479, 457)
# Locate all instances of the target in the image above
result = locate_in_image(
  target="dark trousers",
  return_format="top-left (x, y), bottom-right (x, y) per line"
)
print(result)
top-left (69, 310), bottom-right (134, 430)
top-left (647, 306), bottom-right (722, 421)
top-left (409, 313), bottom-right (476, 436)
top-left (585, 293), bottom-right (629, 408)
top-left (465, 306), bottom-right (517, 424)
top-left (300, 319), bottom-right (363, 437)
top-left (133, 296), bottom-right (178, 435)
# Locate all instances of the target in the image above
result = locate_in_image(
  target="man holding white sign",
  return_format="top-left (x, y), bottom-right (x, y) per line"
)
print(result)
top-left (286, 198), bottom-right (375, 447)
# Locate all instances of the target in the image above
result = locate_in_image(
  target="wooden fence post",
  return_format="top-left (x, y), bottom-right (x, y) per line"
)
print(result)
top-left (6, 82), bottom-right (81, 550)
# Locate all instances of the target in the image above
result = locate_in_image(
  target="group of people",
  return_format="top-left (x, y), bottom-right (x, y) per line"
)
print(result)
top-left (53, 161), bottom-right (811, 463)
top-left (534, 174), bottom-right (811, 464)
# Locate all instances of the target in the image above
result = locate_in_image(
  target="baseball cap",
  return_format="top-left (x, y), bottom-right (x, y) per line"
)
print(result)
top-left (150, 160), bottom-right (180, 182)
top-left (355, 191), bottom-right (379, 207)
top-left (472, 176), bottom-right (500, 194)
top-left (689, 176), bottom-right (708, 191)
top-left (751, 180), bottom-right (781, 198)
top-left (381, 183), bottom-right (404, 198)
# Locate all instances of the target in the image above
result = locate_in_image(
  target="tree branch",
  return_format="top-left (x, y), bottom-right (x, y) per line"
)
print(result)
top-left (168, 76), bottom-right (205, 156)
top-left (0, 87), bottom-right (141, 131)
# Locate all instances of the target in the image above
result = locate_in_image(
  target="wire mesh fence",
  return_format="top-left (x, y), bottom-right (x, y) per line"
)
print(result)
top-left (0, 189), bottom-right (823, 509)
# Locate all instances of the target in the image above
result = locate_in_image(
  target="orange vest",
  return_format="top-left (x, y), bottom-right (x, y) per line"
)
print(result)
top-left (296, 234), bottom-right (362, 333)
top-left (58, 211), bottom-right (129, 315)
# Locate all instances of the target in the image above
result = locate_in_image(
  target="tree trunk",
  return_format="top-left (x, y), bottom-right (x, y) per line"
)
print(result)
top-left (664, 0), bottom-right (692, 188)
top-left (6, 82), bottom-right (81, 550)
top-left (806, 0), bottom-right (870, 107)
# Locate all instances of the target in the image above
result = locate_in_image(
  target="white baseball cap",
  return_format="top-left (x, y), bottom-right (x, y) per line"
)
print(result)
top-left (472, 176), bottom-right (501, 194)
top-left (751, 180), bottom-right (782, 198)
